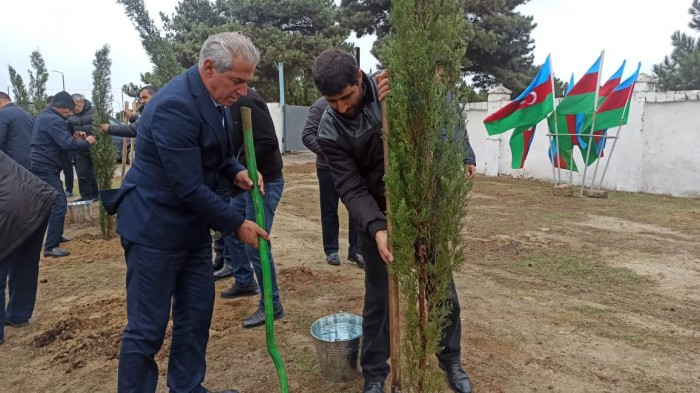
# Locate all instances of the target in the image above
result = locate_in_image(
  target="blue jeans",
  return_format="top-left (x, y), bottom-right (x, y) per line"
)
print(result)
top-left (317, 168), bottom-right (360, 256)
top-left (222, 193), bottom-right (255, 286)
top-left (0, 216), bottom-right (49, 341)
top-left (233, 176), bottom-right (284, 310)
top-left (118, 239), bottom-right (214, 393)
top-left (32, 170), bottom-right (67, 251)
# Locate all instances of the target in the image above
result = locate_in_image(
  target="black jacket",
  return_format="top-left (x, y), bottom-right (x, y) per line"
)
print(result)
top-left (317, 72), bottom-right (387, 237)
top-left (229, 88), bottom-right (283, 181)
top-left (67, 100), bottom-right (95, 136)
top-left (0, 150), bottom-right (59, 261)
top-left (0, 103), bottom-right (34, 170)
top-left (30, 108), bottom-right (91, 173)
top-left (301, 97), bottom-right (330, 169)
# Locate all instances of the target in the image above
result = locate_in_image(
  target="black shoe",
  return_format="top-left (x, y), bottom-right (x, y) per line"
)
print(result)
top-left (65, 191), bottom-right (73, 197)
top-left (213, 265), bottom-right (234, 280)
top-left (220, 281), bottom-right (259, 299)
top-left (242, 305), bottom-right (284, 329)
top-left (440, 363), bottom-right (473, 393)
top-left (5, 320), bottom-right (29, 328)
top-left (326, 252), bottom-right (340, 266)
top-left (44, 247), bottom-right (70, 257)
top-left (203, 389), bottom-right (239, 393)
top-left (60, 236), bottom-right (71, 243)
top-left (347, 253), bottom-right (365, 268)
top-left (363, 381), bottom-right (385, 393)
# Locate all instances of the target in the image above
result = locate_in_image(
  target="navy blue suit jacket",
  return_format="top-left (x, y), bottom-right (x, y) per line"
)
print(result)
top-left (110, 66), bottom-right (246, 250)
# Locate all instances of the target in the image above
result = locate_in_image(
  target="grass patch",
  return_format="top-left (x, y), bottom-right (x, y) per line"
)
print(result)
top-left (513, 254), bottom-right (648, 289)
top-left (286, 347), bottom-right (319, 374)
top-left (576, 305), bottom-right (613, 317)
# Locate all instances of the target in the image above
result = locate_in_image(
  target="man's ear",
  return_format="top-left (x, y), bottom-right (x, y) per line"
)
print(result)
top-left (202, 59), bottom-right (215, 76)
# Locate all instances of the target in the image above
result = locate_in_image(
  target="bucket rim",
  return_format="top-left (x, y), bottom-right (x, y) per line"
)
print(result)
top-left (310, 311), bottom-right (363, 341)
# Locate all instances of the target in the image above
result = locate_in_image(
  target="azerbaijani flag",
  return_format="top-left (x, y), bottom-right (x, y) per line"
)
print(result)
top-left (598, 60), bottom-right (626, 101)
top-left (483, 55), bottom-right (554, 135)
top-left (589, 62), bottom-right (641, 131)
top-left (546, 114), bottom-right (578, 170)
top-left (576, 61), bottom-right (625, 161)
top-left (555, 52), bottom-right (602, 115)
top-left (548, 137), bottom-right (578, 171)
top-left (509, 125), bottom-right (536, 169)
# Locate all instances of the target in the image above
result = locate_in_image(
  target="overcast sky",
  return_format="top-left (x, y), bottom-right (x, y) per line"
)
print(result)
top-left (1, 0), bottom-right (695, 111)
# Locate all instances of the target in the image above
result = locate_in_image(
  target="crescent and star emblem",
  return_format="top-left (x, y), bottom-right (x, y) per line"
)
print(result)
top-left (522, 91), bottom-right (537, 106)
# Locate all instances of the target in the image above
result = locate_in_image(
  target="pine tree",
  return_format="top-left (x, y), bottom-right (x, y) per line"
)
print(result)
top-left (90, 45), bottom-right (118, 239)
top-left (28, 50), bottom-right (49, 116)
top-left (340, 0), bottom-right (536, 93)
top-left (653, 1), bottom-right (700, 91)
top-left (384, 0), bottom-right (470, 390)
top-left (7, 66), bottom-right (31, 112)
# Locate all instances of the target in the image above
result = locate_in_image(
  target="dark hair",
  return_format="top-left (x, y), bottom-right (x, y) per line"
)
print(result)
top-left (46, 95), bottom-right (54, 104)
top-left (312, 48), bottom-right (359, 96)
top-left (140, 85), bottom-right (158, 96)
top-left (0, 92), bottom-right (10, 101)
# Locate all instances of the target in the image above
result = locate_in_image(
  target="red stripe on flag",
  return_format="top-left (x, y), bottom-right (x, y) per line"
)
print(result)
top-left (599, 86), bottom-right (633, 111)
top-left (568, 73), bottom-right (598, 95)
top-left (484, 77), bottom-right (553, 123)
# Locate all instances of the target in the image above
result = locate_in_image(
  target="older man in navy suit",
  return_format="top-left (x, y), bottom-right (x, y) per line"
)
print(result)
top-left (107, 32), bottom-right (267, 393)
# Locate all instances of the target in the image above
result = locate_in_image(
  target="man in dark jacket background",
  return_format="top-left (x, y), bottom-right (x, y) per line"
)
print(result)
top-left (301, 97), bottom-right (364, 268)
top-left (0, 149), bottom-right (58, 346)
top-left (312, 48), bottom-right (473, 393)
top-left (219, 87), bottom-right (285, 329)
top-left (67, 93), bottom-right (99, 201)
top-left (31, 91), bottom-right (96, 258)
top-left (0, 92), bottom-right (34, 169)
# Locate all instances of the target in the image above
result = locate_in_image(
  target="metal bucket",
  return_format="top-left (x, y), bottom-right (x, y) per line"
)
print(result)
top-left (66, 200), bottom-right (93, 224)
top-left (310, 312), bottom-right (363, 383)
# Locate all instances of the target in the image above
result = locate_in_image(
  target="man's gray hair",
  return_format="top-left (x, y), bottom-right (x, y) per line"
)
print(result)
top-left (71, 93), bottom-right (87, 102)
top-left (198, 32), bottom-right (260, 72)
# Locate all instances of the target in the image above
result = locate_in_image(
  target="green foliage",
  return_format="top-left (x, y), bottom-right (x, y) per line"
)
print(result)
top-left (119, 0), bottom-right (349, 105)
top-left (90, 45), bottom-right (117, 239)
top-left (7, 65), bottom-right (31, 111)
top-left (28, 50), bottom-right (49, 116)
top-left (384, 0), bottom-right (470, 390)
top-left (653, 2), bottom-right (700, 91)
top-left (7, 50), bottom-right (49, 115)
top-left (340, 0), bottom-right (537, 94)
top-left (117, 0), bottom-right (185, 86)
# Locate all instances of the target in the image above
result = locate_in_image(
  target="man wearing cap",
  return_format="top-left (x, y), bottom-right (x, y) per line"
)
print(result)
top-left (30, 91), bottom-right (96, 257)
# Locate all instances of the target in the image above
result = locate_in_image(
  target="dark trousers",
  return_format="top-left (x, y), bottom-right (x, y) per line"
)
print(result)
top-left (0, 216), bottom-right (49, 341)
top-left (32, 171), bottom-right (67, 251)
top-left (60, 152), bottom-right (74, 193)
top-left (358, 230), bottom-right (462, 382)
top-left (74, 151), bottom-right (98, 199)
top-left (317, 168), bottom-right (360, 256)
top-left (118, 239), bottom-right (214, 393)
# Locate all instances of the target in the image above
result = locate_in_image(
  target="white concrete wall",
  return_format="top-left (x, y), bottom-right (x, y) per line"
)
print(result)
top-left (266, 102), bottom-right (285, 153)
top-left (465, 84), bottom-right (700, 197)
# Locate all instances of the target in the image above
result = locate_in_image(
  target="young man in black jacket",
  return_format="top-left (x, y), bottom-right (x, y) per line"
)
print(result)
top-left (301, 97), bottom-right (364, 268)
top-left (312, 48), bottom-right (472, 393)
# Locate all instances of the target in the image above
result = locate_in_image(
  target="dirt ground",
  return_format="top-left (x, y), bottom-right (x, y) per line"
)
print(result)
top-left (1, 151), bottom-right (698, 393)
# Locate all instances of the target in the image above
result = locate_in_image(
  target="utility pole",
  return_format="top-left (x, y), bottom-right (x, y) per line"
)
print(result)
top-left (51, 69), bottom-right (65, 91)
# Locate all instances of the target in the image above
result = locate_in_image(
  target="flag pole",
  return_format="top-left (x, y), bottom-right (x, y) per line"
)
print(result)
top-left (596, 80), bottom-right (636, 189)
top-left (547, 54), bottom-right (561, 186)
top-left (579, 50), bottom-right (604, 196)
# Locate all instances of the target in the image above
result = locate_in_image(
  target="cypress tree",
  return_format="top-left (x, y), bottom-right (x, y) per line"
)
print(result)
top-left (90, 45), bottom-right (118, 239)
top-left (384, 0), bottom-right (470, 391)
